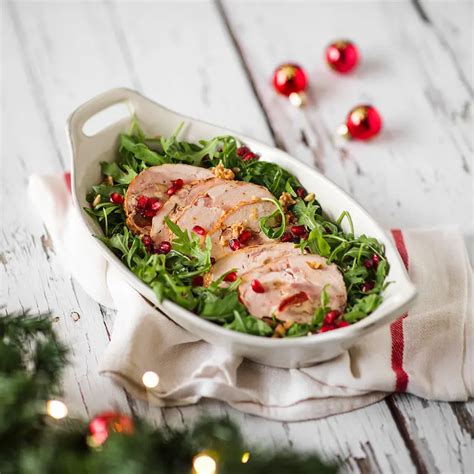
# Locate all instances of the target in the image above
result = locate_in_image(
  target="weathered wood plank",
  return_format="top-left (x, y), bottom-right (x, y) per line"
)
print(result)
top-left (220, 0), bottom-right (472, 471)
top-left (220, 0), bottom-right (472, 233)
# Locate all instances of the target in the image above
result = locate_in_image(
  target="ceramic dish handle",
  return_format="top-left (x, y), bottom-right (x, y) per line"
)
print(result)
top-left (67, 87), bottom-right (150, 148)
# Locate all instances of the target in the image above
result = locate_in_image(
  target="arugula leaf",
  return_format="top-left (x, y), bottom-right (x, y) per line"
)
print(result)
top-left (312, 286), bottom-right (331, 327)
top-left (292, 198), bottom-right (322, 230)
top-left (343, 294), bottom-right (382, 322)
top-left (119, 134), bottom-right (166, 166)
top-left (259, 198), bottom-right (286, 240)
top-left (100, 161), bottom-right (137, 185)
top-left (224, 311), bottom-right (273, 336)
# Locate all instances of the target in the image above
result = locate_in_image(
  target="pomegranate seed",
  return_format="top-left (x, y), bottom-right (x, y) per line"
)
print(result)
top-left (148, 198), bottom-right (162, 212)
top-left (166, 186), bottom-right (177, 196)
top-left (362, 280), bottom-right (375, 292)
top-left (172, 178), bottom-right (184, 189)
top-left (363, 259), bottom-right (374, 269)
top-left (224, 271), bottom-right (238, 282)
top-left (320, 325), bottom-right (335, 333)
top-left (251, 279), bottom-right (265, 293)
top-left (291, 225), bottom-right (307, 236)
top-left (238, 230), bottom-right (252, 244)
top-left (242, 152), bottom-right (257, 161)
top-left (336, 320), bottom-right (350, 328)
top-left (372, 254), bottom-right (381, 268)
top-left (296, 187), bottom-right (306, 198)
top-left (192, 275), bottom-right (204, 286)
top-left (299, 231), bottom-right (309, 240)
top-left (142, 235), bottom-right (152, 247)
top-left (210, 257), bottom-right (216, 265)
top-left (280, 231), bottom-right (294, 243)
top-left (324, 310), bottom-right (341, 325)
top-left (192, 225), bottom-right (206, 236)
top-left (237, 146), bottom-right (250, 157)
top-left (110, 192), bottom-right (124, 205)
top-left (158, 241), bottom-right (172, 254)
top-left (136, 195), bottom-right (148, 210)
top-left (229, 239), bottom-right (241, 251)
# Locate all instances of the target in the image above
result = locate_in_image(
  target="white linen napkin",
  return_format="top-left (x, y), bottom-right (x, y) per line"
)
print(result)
top-left (28, 174), bottom-right (473, 421)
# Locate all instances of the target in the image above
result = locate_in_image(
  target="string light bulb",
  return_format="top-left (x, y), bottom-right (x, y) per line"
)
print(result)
top-left (192, 453), bottom-right (217, 474)
top-left (142, 371), bottom-right (159, 388)
top-left (46, 400), bottom-right (68, 419)
top-left (241, 451), bottom-right (251, 463)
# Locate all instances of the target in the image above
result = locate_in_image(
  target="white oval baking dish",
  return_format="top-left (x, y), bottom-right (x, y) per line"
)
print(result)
top-left (67, 87), bottom-right (416, 369)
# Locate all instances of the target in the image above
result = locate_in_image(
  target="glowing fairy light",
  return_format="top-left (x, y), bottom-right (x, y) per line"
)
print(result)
top-left (241, 451), bottom-right (250, 463)
top-left (142, 371), bottom-right (159, 388)
top-left (46, 400), bottom-right (68, 419)
top-left (192, 453), bottom-right (217, 474)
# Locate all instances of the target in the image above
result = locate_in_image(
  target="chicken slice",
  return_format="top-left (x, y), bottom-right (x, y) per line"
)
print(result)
top-left (125, 164), bottom-right (213, 235)
top-left (238, 254), bottom-right (347, 324)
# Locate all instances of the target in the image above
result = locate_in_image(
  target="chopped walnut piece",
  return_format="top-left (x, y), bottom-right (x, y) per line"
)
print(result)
top-left (211, 162), bottom-right (235, 180)
top-left (103, 175), bottom-right (114, 186)
top-left (283, 320), bottom-right (293, 330)
top-left (306, 261), bottom-right (323, 270)
top-left (279, 192), bottom-right (296, 210)
top-left (230, 221), bottom-right (246, 239)
top-left (273, 324), bottom-right (286, 338)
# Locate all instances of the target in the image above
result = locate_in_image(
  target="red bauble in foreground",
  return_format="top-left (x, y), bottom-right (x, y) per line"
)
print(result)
top-left (272, 64), bottom-right (308, 106)
top-left (340, 105), bottom-right (382, 140)
top-left (326, 40), bottom-right (359, 74)
top-left (88, 412), bottom-right (134, 446)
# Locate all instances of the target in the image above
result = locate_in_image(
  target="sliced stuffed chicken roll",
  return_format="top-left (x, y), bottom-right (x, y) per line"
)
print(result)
top-left (238, 254), bottom-right (347, 324)
top-left (125, 163), bottom-right (213, 235)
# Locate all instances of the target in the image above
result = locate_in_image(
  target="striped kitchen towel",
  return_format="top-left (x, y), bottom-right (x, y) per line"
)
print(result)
top-left (28, 173), bottom-right (473, 421)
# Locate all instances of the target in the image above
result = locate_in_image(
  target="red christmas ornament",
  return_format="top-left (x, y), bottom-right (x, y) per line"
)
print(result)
top-left (272, 63), bottom-right (308, 107)
top-left (339, 105), bottom-right (382, 140)
top-left (88, 412), bottom-right (134, 446)
top-left (326, 40), bottom-right (359, 74)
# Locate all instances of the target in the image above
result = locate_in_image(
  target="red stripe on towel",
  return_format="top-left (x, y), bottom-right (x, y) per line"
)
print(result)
top-left (64, 172), bottom-right (71, 194)
top-left (390, 229), bottom-right (409, 392)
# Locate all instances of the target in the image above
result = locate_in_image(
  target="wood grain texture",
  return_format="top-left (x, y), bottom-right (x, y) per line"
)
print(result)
top-left (1, 1), bottom-right (472, 472)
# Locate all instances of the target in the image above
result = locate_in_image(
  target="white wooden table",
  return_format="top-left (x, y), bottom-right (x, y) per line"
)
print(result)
top-left (2, 0), bottom-right (473, 472)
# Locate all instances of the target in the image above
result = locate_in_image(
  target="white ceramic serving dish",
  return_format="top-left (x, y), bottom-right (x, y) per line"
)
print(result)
top-left (68, 88), bottom-right (416, 369)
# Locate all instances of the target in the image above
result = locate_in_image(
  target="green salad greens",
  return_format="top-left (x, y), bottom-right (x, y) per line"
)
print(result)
top-left (86, 119), bottom-right (389, 338)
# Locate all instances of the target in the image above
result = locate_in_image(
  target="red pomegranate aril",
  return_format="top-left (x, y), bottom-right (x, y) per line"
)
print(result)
top-left (229, 239), bottom-right (241, 251)
top-left (110, 192), bottom-right (124, 205)
top-left (158, 241), bottom-right (172, 254)
top-left (142, 235), bottom-right (152, 247)
top-left (336, 320), bottom-right (350, 328)
top-left (192, 225), bottom-right (206, 236)
top-left (192, 275), bottom-right (204, 287)
top-left (172, 178), bottom-right (184, 189)
top-left (291, 225), bottom-right (306, 236)
top-left (251, 279), bottom-right (265, 293)
top-left (362, 280), bottom-right (375, 292)
top-left (149, 198), bottom-right (162, 212)
top-left (224, 271), bottom-right (238, 282)
top-left (363, 258), bottom-right (374, 269)
top-left (320, 325), bottom-right (335, 333)
top-left (238, 230), bottom-right (252, 244)
top-left (136, 195), bottom-right (148, 210)
top-left (166, 186), bottom-right (177, 196)
top-left (296, 187), bottom-right (306, 198)
top-left (280, 231), bottom-right (294, 243)
top-left (210, 257), bottom-right (216, 265)
top-left (324, 310), bottom-right (341, 325)
top-left (242, 152), bottom-right (257, 161)
top-left (372, 254), bottom-right (381, 267)
top-left (237, 146), bottom-right (250, 157)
